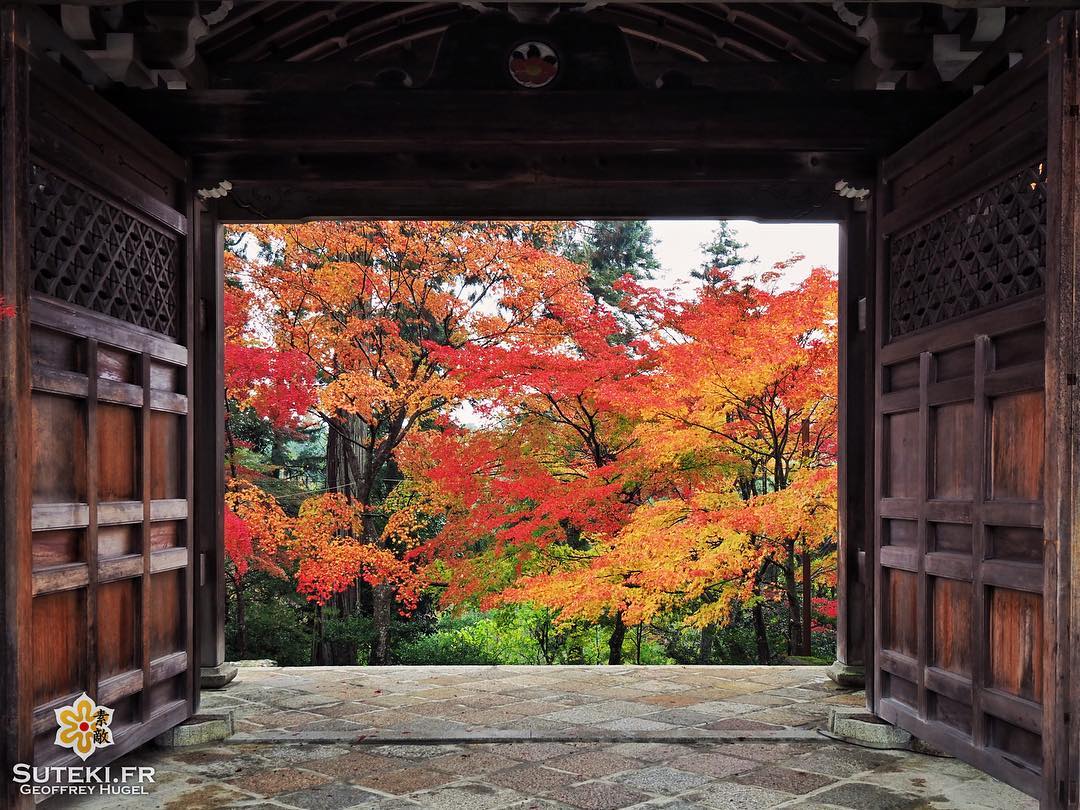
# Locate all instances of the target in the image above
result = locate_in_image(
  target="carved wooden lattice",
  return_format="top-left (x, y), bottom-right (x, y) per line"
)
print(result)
top-left (889, 162), bottom-right (1046, 338)
top-left (28, 163), bottom-right (180, 337)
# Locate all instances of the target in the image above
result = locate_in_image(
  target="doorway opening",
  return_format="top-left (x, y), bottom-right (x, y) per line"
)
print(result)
top-left (222, 218), bottom-right (843, 671)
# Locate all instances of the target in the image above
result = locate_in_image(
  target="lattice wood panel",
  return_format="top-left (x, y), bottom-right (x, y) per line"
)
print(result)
top-left (888, 163), bottom-right (1046, 338)
top-left (28, 163), bottom-right (180, 338)
top-left (21, 68), bottom-right (194, 772)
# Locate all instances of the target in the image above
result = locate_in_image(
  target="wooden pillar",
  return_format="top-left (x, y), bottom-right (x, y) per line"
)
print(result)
top-left (1044, 12), bottom-right (1079, 809)
top-left (830, 205), bottom-right (872, 690)
top-left (0, 6), bottom-right (33, 808)
top-left (193, 203), bottom-right (230, 694)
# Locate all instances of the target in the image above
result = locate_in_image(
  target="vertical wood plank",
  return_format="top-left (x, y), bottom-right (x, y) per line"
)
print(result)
top-left (183, 183), bottom-right (195, 713)
top-left (916, 351), bottom-right (931, 720)
top-left (863, 196), bottom-right (878, 710)
top-left (194, 205), bottom-right (226, 697)
top-left (85, 338), bottom-right (99, 700)
top-left (140, 352), bottom-right (152, 722)
top-left (1044, 12), bottom-right (1078, 809)
top-left (1, 8), bottom-right (33, 808)
top-left (971, 335), bottom-right (990, 749)
top-left (872, 175), bottom-right (889, 714)
top-left (836, 216), bottom-right (855, 670)
top-left (835, 208), bottom-right (868, 680)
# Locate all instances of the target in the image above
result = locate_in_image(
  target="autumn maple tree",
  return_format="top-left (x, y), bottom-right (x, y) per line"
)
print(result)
top-left (224, 220), bottom-right (590, 664)
top-left (403, 256), bottom-right (838, 663)
top-left (222, 219), bottom-right (840, 666)
top-left (403, 296), bottom-right (650, 662)
top-left (618, 259), bottom-right (839, 658)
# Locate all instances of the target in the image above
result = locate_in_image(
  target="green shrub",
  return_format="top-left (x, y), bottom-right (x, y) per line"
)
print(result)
top-left (397, 608), bottom-right (547, 665)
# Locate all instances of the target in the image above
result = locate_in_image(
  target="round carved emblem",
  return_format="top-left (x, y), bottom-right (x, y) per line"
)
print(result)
top-left (509, 41), bottom-right (558, 88)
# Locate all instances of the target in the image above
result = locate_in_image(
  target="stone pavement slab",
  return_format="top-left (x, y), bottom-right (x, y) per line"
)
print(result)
top-left (51, 666), bottom-right (1038, 810)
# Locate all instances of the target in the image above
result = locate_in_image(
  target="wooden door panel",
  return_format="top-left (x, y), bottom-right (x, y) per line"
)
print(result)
top-left (988, 392), bottom-right (1045, 501)
top-left (931, 402), bottom-right (975, 500)
top-left (23, 63), bottom-right (194, 768)
top-left (873, 54), bottom-right (1052, 800)
top-left (931, 577), bottom-right (971, 676)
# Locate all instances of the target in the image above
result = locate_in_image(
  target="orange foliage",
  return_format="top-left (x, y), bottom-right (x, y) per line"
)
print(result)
top-left (223, 219), bottom-right (839, 638)
top-left (225, 221), bottom-right (594, 611)
top-left (406, 258), bottom-right (839, 630)
top-left (224, 480), bottom-right (291, 581)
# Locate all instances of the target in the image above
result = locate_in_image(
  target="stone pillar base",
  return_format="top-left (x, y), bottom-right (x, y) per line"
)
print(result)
top-left (154, 712), bottom-right (234, 747)
top-left (824, 708), bottom-right (911, 749)
top-left (826, 659), bottom-right (865, 688)
top-left (200, 663), bottom-right (239, 689)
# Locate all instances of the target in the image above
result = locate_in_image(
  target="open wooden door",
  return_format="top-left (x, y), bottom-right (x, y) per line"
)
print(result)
top-left (1046, 13), bottom-right (1080, 809)
top-left (20, 55), bottom-right (196, 769)
top-left (871, 30), bottom-right (1079, 804)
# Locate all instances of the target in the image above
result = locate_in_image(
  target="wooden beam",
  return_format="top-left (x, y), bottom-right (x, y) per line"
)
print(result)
top-left (214, 180), bottom-right (850, 222)
top-left (193, 205), bottom-right (226, 683)
top-left (1043, 12), bottom-right (1078, 810)
top-left (834, 206), bottom-right (870, 683)
top-left (952, 8), bottom-right (1056, 91)
top-left (0, 7), bottom-right (33, 809)
top-left (208, 60), bottom-right (858, 92)
top-left (113, 88), bottom-right (964, 155)
top-left (192, 149), bottom-right (874, 188)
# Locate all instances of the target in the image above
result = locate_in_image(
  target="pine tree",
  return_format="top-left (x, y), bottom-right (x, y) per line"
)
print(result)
top-left (566, 221), bottom-right (660, 306)
top-left (694, 222), bottom-right (754, 285)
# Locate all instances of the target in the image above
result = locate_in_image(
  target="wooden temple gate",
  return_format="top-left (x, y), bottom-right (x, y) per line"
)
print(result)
top-left (873, 50), bottom-right (1056, 797)
top-left (2, 28), bottom-right (198, 776)
top-left (1, 2), bottom-right (1079, 807)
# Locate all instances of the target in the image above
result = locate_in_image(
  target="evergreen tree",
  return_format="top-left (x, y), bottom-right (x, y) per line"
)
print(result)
top-left (695, 222), bottom-right (754, 285)
top-left (567, 221), bottom-right (660, 306)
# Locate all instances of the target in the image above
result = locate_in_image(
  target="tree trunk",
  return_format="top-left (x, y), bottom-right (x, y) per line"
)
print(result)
top-left (329, 412), bottom-right (389, 664)
top-left (233, 577), bottom-right (248, 658)
top-left (607, 611), bottom-right (627, 664)
top-left (698, 624), bottom-right (716, 664)
top-left (328, 412), bottom-right (368, 501)
top-left (751, 575), bottom-right (771, 664)
top-left (370, 583), bottom-right (394, 665)
top-left (752, 602), bottom-right (770, 663)
top-left (312, 603), bottom-right (330, 665)
top-left (329, 589), bottom-right (359, 665)
top-left (784, 538), bottom-right (802, 656)
top-left (567, 636), bottom-right (585, 664)
top-left (801, 546), bottom-right (813, 657)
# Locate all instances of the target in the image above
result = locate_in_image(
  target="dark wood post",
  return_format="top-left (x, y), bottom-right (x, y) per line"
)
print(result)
top-left (1, 6), bottom-right (33, 807)
top-left (193, 203), bottom-right (232, 694)
top-left (1044, 12), bottom-right (1078, 809)
top-left (830, 206), bottom-right (872, 689)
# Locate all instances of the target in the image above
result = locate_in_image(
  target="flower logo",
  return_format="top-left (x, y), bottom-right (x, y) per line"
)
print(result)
top-left (509, 41), bottom-right (558, 89)
top-left (54, 693), bottom-right (114, 760)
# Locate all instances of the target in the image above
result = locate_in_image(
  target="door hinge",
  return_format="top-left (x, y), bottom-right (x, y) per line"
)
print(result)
top-left (857, 297), bottom-right (868, 332)
top-left (199, 552), bottom-right (206, 588)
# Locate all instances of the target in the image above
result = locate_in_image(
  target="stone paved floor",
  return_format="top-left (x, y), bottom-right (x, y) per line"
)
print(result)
top-left (54, 666), bottom-right (1038, 810)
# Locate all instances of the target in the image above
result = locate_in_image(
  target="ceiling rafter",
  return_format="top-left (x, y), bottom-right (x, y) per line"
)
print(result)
top-left (28, 2), bottom-right (1043, 91)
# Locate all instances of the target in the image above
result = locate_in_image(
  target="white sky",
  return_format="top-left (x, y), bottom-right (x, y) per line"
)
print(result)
top-left (647, 220), bottom-right (839, 293)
